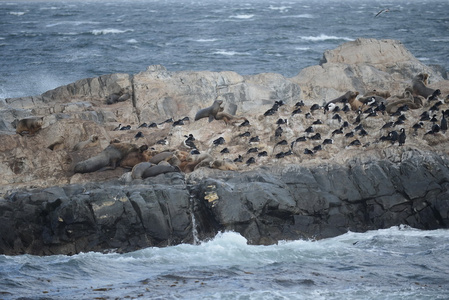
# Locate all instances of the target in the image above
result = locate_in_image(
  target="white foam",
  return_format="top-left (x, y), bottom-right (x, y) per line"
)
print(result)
top-left (295, 47), bottom-right (311, 51)
top-left (268, 5), bottom-right (291, 12)
top-left (9, 11), bottom-right (26, 16)
top-left (195, 38), bottom-right (218, 43)
top-left (214, 50), bottom-right (248, 56)
top-left (91, 28), bottom-right (133, 35)
top-left (229, 14), bottom-right (254, 19)
top-left (300, 34), bottom-right (353, 42)
top-left (126, 39), bottom-right (138, 44)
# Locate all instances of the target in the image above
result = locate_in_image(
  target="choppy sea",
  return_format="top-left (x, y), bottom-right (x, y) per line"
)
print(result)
top-left (1, 0), bottom-right (449, 299)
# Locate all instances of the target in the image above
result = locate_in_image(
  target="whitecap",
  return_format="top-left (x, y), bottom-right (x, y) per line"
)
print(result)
top-left (269, 5), bottom-right (290, 12)
top-left (91, 28), bottom-right (133, 35)
top-left (214, 50), bottom-right (248, 56)
top-left (295, 47), bottom-right (310, 51)
top-left (127, 39), bottom-right (138, 44)
top-left (229, 14), bottom-right (254, 19)
top-left (300, 34), bottom-right (353, 42)
top-left (281, 14), bottom-right (314, 19)
top-left (9, 11), bottom-right (26, 16)
top-left (195, 38), bottom-right (218, 43)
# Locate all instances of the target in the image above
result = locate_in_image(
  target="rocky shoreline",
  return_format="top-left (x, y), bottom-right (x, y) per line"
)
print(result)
top-left (1, 38), bottom-right (449, 255)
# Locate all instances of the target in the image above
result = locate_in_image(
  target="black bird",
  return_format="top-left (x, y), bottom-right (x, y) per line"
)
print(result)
top-left (249, 136), bottom-right (260, 143)
top-left (432, 123), bottom-right (441, 133)
top-left (420, 111), bottom-right (431, 121)
top-left (246, 157), bottom-right (256, 166)
top-left (275, 100), bottom-right (285, 107)
top-left (348, 139), bottom-right (361, 146)
top-left (213, 137), bottom-right (225, 145)
top-left (353, 111), bottom-right (361, 124)
top-left (359, 129), bottom-right (368, 137)
top-left (148, 122), bottom-right (158, 128)
top-left (354, 124), bottom-right (364, 131)
top-left (313, 145), bottom-right (322, 152)
top-left (291, 108), bottom-right (302, 116)
top-left (345, 131), bottom-right (354, 138)
top-left (310, 133), bottom-right (321, 140)
top-left (332, 127), bottom-right (343, 136)
top-left (430, 114), bottom-right (438, 123)
top-left (113, 124), bottom-right (121, 131)
top-left (264, 108), bottom-right (277, 116)
top-left (296, 136), bottom-right (307, 142)
top-left (284, 149), bottom-right (293, 156)
top-left (342, 104), bottom-right (351, 112)
top-left (304, 148), bottom-right (314, 155)
top-left (156, 138), bottom-right (167, 145)
top-left (313, 119), bottom-right (323, 125)
top-left (412, 122), bottom-right (424, 133)
top-left (172, 119), bottom-right (184, 126)
top-left (181, 116), bottom-right (190, 121)
top-left (428, 89), bottom-right (441, 101)
top-left (158, 118), bottom-right (173, 125)
top-left (258, 151), bottom-right (268, 157)
top-left (310, 104), bottom-right (321, 112)
top-left (323, 138), bottom-right (333, 145)
top-left (342, 121), bottom-right (349, 128)
top-left (276, 118), bottom-right (288, 125)
top-left (366, 111), bottom-right (378, 118)
top-left (393, 119), bottom-right (404, 126)
top-left (332, 113), bottom-right (342, 122)
top-left (234, 155), bottom-right (243, 163)
top-left (275, 152), bottom-right (285, 159)
top-left (398, 114), bottom-right (407, 121)
top-left (387, 131), bottom-right (399, 144)
top-left (120, 125), bottom-right (131, 130)
top-left (429, 104), bottom-right (440, 112)
top-left (137, 122), bottom-right (148, 128)
top-left (220, 148), bottom-right (230, 154)
top-left (239, 119), bottom-right (250, 127)
top-left (295, 100), bottom-right (305, 107)
top-left (305, 112), bottom-right (312, 119)
top-left (247, 147), bottom-right (258, 154)
top-left (135, 131), bottom-right (144, 139)
top-left (305, 126), bottom-right (314, 133)
top-left (382, 122), bottom-right (394, 129)
top-left (275, 140), bottom-right (288, 146)
top-left (398, 128), bottom-right (406, 146)
top-left (275, 126), bottom-right (283, 137)
top-left (191, 149), bottom-right (200, 155)
top-left (376, 102), bottom-right (386, 114)
top-left (363, 107), bottom-right (374, 114)
top-left (441, 115), bottom-right (448, 132)
top-left (239, 131), bottom-right (251, 137)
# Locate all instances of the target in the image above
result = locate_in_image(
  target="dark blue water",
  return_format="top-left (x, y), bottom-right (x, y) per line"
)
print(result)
top-left (1, 0), bottom-right (448, 99)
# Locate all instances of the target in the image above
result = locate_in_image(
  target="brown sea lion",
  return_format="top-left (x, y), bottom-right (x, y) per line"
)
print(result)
top-left (386, 87), bottom-right (423, 114)
top-left (149, 151), bottom-right (174, 164)
top-left (412, 73), bottom-right (436, 98)
top-left (73, 135), bottom-right (99, 151)
top-left (214, 110), bottom-right (248, 125)
top-left (347, 92), bottom-right (362, 111)
top-left (131, 162), bottom-right (154, 179)
top-left (74, 142), bottom-right (139, 173)
top-left (142, 164), bottom-right (181, 179)
top-left (15, 117), bottom-right (43, 135)
top-left (183, 153), bottom-right (213, 173)
top-left (119, 145), bottom-right (151, 168)
top-left (194, 100), bottom-right (223, 122)
top-left (211, 159), bottom-right (238, 171)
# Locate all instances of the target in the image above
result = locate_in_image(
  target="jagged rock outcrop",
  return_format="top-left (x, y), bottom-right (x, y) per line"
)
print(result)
top-left (291, 38), bottom-right (446, 102)
top-left (1, 149), bottom-right (448, 255)
top-left (1, 38), bottom-right (449, 255)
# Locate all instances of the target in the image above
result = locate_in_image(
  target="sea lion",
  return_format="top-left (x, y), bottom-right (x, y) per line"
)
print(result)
top-left (386, 87), bottom-right (423, 114)
top-left (214, 107), bottom-right (248, 125)
top-left (74, 142), bottom-right (139, 173)
top-left (149, 151), bottom-right (175, 164)
top-left (141, 164), bottom-right (181, 179)
top-left (182, 153), bottom-right (213, 173)
top-left (15, 117), bottom-right (43, 135)
top-left (194, 100), bottom-right (223, 122)
top-left (73, 135), bottom-right (99, 151)
top-left (347, 92), bottom-right (362, 111)
top-left (324, 91), bottom-right (359, 109)
top-left (363, 89), bottom-right (391, 99)
top-left (211, 159), bottom-right (238, 171)
top-left (131, 162), bottom-right (154, 179)
top-left (412, 73), bottom-right (436, 98)
top-left (119, 145), bottom-right (151, 168)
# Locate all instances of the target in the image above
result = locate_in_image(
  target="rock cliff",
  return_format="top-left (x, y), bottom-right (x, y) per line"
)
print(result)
top-left (1, 38), bottom-right (449, 255)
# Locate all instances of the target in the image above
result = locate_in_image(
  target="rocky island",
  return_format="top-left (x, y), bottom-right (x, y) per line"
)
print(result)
top-left (1, 38), bottom-right (449, 256)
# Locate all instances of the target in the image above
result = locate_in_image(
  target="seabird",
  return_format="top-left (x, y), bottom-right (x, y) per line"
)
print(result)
top-left (249, 136), bottom-right (260, 143)
top-left (398, 128), bottom-right (406, 146)
top-left (213, 137), bottom-right (225, 145)
top-left (276, 118), bottom-right (288, 125)
top-left (258, 151), bottom-right (268, 157)
top-left (247, 147), bottom-right (258, 154)
top-left (234, 155), bottom-right (243, 162)
top-left (239, 131), bottom-right (251, 137)
top-left (239, 119), bottom-right (250, 127)
top-left (375, 8), bottom-right (390, 17)
top-left (275, 126), bottom-right (284, 137)
top-left (292, 108), bottom-right (302, 116)
top-left (220, 148), bottom-right (230, 154)
top-left (137, 123), bottom-right (148, 128)
top-left (135, 131), bottom-right (144, 140)
top-left (246, 157), bottom-right (256, 166)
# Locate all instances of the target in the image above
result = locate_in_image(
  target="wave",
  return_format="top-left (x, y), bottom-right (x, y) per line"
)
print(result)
top-left (46, 21), bottom-right (100, 28)
top-left (91, 28), bottom-right (134, 35)
top-left (229, 14), bottom-right (254, 19)
top-left (295, 47), bottom-right (311, 51)
top-left (127, 39), bottom-right (138, 44)
top-left (268, 5), bottom-right (290, 12)
top-left (213, 50), bottom-right (249, 56)
top-left (300, 34), bottom-right (354, 42)
top-left (195, 38), bottom-right (218, 43)
top-left (282, 13), bottom-right (314, 18)
top-left (9, 11), bottom-right (26, 16)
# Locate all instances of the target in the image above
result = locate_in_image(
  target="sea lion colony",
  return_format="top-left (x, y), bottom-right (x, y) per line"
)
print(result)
top-left (16, 73), bottom-right (448, 179)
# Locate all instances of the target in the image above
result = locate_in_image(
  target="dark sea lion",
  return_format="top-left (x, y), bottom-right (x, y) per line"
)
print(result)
top-left (194, 100), bottom-right (223, 122)
top-left (74, 142), bottom-right (139, 173)
top-left (142, 164), bottom-right (181, 179)
top-left (15, 117), bottom-right (44, 135)
top-left (412, 73), bottom-right (436, 98)
top-left (131, 162), bottom-right (154, 179)
top-left (149, 151), bottom-right (174, 164)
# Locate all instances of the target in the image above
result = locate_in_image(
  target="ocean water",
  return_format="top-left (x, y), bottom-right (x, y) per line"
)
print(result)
top-left (1, 227), bottom-right (449, 299)
top-left (0, 0), bottom-right (448, 99)
top-left (1, 1), bottom-right (449, 299)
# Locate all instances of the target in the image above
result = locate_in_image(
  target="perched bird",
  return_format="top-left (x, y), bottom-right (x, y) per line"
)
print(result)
top-left (246, 157), bottom-right (256, 166)
top-left (310, 104), bottom-right (321, 112)
top-left (275, 152), bottom-right (285, 159)
top-left (239, 131), bottom-right (251, 137)
top-left (342, 104), bottom-right (351, 113)
top-left (345, 131), bottom-right (354, 138)
top-left (275, 140), bottom-right (288, 146)
top-left (310, 133), bottom-right (321, 140)
top-left (296, 136), bottom-right (307, 142)
top-left (304, 148), bottom-right (314, 155)
top-left (291, 108), bottom-right (302, 116)
top-left (428, 89), bottom-right (441, 101)
top-left (313, 145), bottom-right (322, 152)
top-left (295, 100), bottom-right (305, 107)
top-left (342, 121), bottom-right (349, 128)
top-left (181, 116), bottom-right (190, 122)
top-left (430, 114), bottom-right (438, 123)
top-left (382, 122), bottom-right (394, 129)
top-left (239, 119), bottom-right (250, 127)
top-left (276, 118), bottom-right (288, 125)
top-left (220, 148), bottom-right (230, 154)
top-left (323, 138), bottom-right (333, 145)
top-left (172, 119), bottom-right (184, 126)
top-left (332, 127), bottom-right (343, 136)
top-left (156, 138), bottom-right (167, 145)
top-left (249, 136), bottom-right (260, 143)
top-left (348, 139), bottom-right (361, 146)
top-left (137, 122), bottom-right (148, 128)
top-left (420, 111), bottom-right (431, 121)
top-left (213, 137), bottom-right (225, 145)
top-left (158, 118), bottom-right (173, 125)
top-left (305, 126), bottom-right (314, 133)
top-left (332, 114), bottom-right (342, 122)
top-left (412, 122), bottom-right (424, 133)
top-left (258, 151), bottom-right (268, 157)
top-left (275, 126), bottom-right (284, 137)
top-left (441, 115), bottom-right (448, 132)
top-left (387, 131), bottom-right (398, 144)
top-left (264, 108), bottom-right (277, 116)
top-left (398, 128), bottom-right (406, 146)
top-left (359, 129), bottom-right (369, 137)
top-left (313, 119), bottom-right (323, 125)
top-left (134, 131), bottom-right (144, 140)
top-left (120, 125), bottom-right (131, 130)
top-left (247, 147), bottom-right (259, 154)
top-left (234, 155), bottom-right (243, 163)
